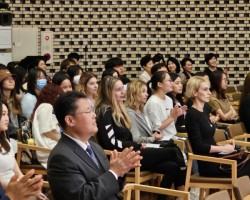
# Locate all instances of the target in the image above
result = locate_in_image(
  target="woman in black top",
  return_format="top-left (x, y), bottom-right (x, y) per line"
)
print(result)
top-left (95, 76), bottom-right (186, 194)
top-left (185, 76), bottom-right (250, 177)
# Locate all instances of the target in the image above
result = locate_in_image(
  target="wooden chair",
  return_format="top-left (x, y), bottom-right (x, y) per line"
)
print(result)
top-left (237, 85), bottom-right (244, 93)
top-left (233, 176), bottom-right (250, 200)
top-left (226, 85), bottom-right (237, 93)
top-left (104, 150), bottom-right (161, 200)
top-left (16, 142), bottom-right (51, 176)
top-left (204, 190), bottom-right (231, 200)
top-left (227, 122), bottom-right (248, 141)
top-left (232, 92), bottom-right (241, 101)
top-left (123, 183), bottom-right (190, 200)
top-left (185, 153), bottom-right (237, 200)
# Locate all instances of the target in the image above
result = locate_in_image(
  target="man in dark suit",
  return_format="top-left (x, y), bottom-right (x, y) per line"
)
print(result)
top-left (48, 92), bottom-right (142, 200)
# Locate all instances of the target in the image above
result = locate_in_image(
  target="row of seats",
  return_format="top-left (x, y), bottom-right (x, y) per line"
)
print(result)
top-left (16, 122), bottom-right (250, 200)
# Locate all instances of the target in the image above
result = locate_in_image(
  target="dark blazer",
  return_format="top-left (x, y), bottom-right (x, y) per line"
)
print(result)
top-left (47, 133), bottom-right (122, 200)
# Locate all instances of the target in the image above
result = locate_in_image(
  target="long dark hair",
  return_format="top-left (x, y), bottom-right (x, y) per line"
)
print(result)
top-left (167, 73), bottom-right (184, 105)
top-left (0, 100), bottom-right (10, 152)
top-left (210, 70), bottom-right (226, 99)
top-left (240, 72), bottom-right (250, 107)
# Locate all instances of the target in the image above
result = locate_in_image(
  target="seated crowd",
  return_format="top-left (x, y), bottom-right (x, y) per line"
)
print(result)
top-left (0, 52), bottom-right (250, 200)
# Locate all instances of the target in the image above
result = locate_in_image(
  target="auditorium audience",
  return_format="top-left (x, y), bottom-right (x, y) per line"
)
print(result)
top-left (105, 57), bottom-right (130, 84)
top-left (60, 58), bottom-right (76, 72)
top-left (139, 54), bottom-right (154, 83)
top-left (76, 72), bottom-right (98, 110)
top-left (52, 71), bottom-right (73, 92)
top-left (239, 72), bottom-right (250, 133)
top-left (167, 73), bottom-right (187, 133)
top-left (0, 100), bottom-right (47, 199)
top-left (166, 57), bottom-right (180, 73)
top-left (31, 83), bottom-right (63, 168)
top-left (152, 53), bottom-right (165, 64)
top-left (204, 53), bottom-right (223, 78)
top-left (209, 70), bottom-right (237, 123)
top-left (144, 71), bottom-right (186, 140)
top-left (101, 68), bottom-right (119, 80)
top-left (125, 80), bottom-right (164, 143)
top-left (67, 65), bottom-right (83, 85)
top-left (179, 57), bottom-right (194, 84)
top-left (95, 76), bottom-right (186, 197)
top-left (185, 76), bottom-right (250, 177)
top-left (21, 68), bottom-right (47, 119)
top-left (48, 91), bottom-right (141, 200)
top-left (0, 69), bottom-right (22, 137)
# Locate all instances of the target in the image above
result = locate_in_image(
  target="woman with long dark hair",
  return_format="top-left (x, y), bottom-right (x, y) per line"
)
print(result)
top-left (0, 100), bottom-right (47, 199)
top-left (209, 70), bottom-right (237, 123)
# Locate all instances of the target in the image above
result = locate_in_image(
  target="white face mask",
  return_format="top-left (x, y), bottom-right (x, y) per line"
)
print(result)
top-left (73, 75), bottom-right (80, 84)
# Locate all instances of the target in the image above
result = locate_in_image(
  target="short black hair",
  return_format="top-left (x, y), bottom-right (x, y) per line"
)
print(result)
top-left (60, 58), bottom-right (76, 71)
top-left (101, 68), bottom-right (119, 79)
top-left (152, 53), bottom-right (164, 63)
top-left (204, 53), bottom-right (218, 65)
top-left (140, 55), bottom-right (152, 68)
top-left (180, 57), bottom-right (194, 68)
top-left (68, 52), bottom-right (80, 61)
top-left (53, 91), bottom-right (86, 129)
top-left (104, 57), bottom-right (123, 70)
top-left (67, 65), bottom-right (83, 80)
top-left (151, 63), bottom-right (167, 75)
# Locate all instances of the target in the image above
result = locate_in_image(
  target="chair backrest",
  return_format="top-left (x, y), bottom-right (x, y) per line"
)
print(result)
top-left (237, 85), bottom-right (244, 92)
top-left (214, 129), bottom-right (228, 143)
top-left (205, 190), bottom-right (230, 200)
top-left (226, 85), bottom-right (237, 93)
top-left (232, 92), bottom-right (242, 101)
top-left (233, 176), bottom-right (250, 200)
top-left (227, 122), bottom-right (246, 138)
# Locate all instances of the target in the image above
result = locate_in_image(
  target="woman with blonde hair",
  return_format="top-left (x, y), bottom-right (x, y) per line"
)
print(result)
top-left (96, 76), bottom-right (186, 198)
top-left (185, 76), bottom-right (250, 177)
top-left (125, 80), bottom-right (163, 143)
top-left (77, 72), bottom-right (98, 110)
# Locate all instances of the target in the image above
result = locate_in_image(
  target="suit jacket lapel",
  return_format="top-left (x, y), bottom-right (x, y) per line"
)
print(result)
top-left (61, 134), bottom-right (103, 172)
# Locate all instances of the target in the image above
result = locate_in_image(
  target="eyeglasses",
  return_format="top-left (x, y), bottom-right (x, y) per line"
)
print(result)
top-left (75, 109), bottom-right (95, 116)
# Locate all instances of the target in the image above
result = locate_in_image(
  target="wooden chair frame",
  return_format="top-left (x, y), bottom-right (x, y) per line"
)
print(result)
top-left (123, 183), bottom-right (190, 200)
top-left (185, 153), bottom-right (237, 200)
top-left (104, 150), bottom-right (161, 200)
top-left (16, 142), bottom-right (51, 176)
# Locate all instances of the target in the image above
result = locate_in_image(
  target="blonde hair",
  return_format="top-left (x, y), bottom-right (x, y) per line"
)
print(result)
top-left (95, 76), bottom-right (131, 129)
top-left (76, 72), bottom-right (97, 98)
top-left (185, 76), bottom-right (210, 99)
top-left (126, 80), bottom-right (146, 112)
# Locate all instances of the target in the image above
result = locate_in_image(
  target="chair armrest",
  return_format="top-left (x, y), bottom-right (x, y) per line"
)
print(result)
top-left (123, 184), bottom-right (189, 200)
top-left (173, 139), bottom-right (185, 151)
top-left (17, 142), bottom-right (51, 153)
top-left (176, 132), bottom-right (188, 138)
top-left (233, 134), bottom-right (250, 140)
top-left (188, 153), bottom-right (237, 165)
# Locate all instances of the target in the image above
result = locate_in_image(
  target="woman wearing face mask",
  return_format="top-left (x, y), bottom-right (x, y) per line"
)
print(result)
top-left (21, 68), bottom-right (47, 119)
top-left (76, 72), bottom-right (98, 110)
top-left (67, 65), bottom-right (83, 85)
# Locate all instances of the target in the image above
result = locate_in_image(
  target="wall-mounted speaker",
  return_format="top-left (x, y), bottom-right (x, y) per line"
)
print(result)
top-left (0, 12), bottom-right (12, 26)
